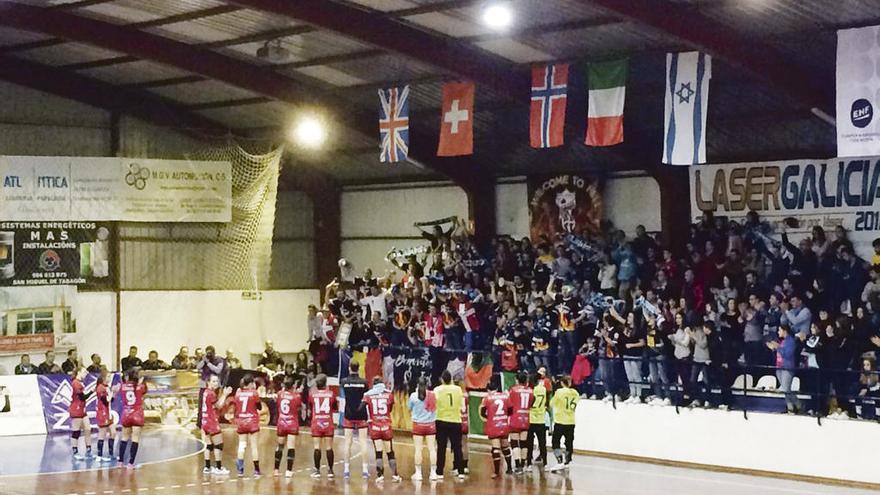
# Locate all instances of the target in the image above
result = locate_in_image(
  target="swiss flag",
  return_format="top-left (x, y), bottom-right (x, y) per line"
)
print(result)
top-left (437, 81), bottom-right (474, 157)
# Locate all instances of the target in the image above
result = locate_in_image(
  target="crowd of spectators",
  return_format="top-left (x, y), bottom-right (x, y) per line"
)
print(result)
top-left (309, 214), bottom-right (880, 419)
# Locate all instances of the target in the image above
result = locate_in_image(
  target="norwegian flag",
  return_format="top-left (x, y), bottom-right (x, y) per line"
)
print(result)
top-left (530, 64), bottom-right (569, 148)
top-left (379, 85), bottom-right (410, 163)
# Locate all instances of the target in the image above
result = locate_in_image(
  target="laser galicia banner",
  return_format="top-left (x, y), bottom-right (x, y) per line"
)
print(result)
top-left (689, 156), bottom-right (880, 260)
top-left (0, 375), bottom-right (47, 436)
top-left (38, 372), bottom-right (123, 433)
top-left (0, 156), bottom-right (231, 222)
top-left (528, 174), bottom-right (603, 241)
top-left (0, 221), bottom-right (113, 288)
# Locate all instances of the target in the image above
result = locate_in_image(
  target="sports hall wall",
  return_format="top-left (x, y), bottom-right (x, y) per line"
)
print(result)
top-left (340, 175), bottom-right (662, 272)
top-left (0, 81), bottom-right (320, 373)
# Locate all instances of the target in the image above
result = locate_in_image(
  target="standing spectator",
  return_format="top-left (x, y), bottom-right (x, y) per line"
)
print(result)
top-left (768, 324), bottom-right (799, 414)
top-left (781, 294), bottom-right (812, 337)
top-left (197, 346), bottom-right (228, 428)
top-left (61, 349), bottom-right (79, 375)
top-left (15, 354), bottom-right (37, 375)
top-left (141, 350), bottom-right (170, 371)
top-left (38, 350), bottom-right (62, 374)
top-left (670, 313), bottom-right (693, 405)
top-left (258, 340), bottom-right (284, 370)
top-left (307, 305), bottom-right (324, 343)
top-left (644, 316), bottom-right (671, 405)
top-left (226, 349), bottom-right (243, 370)
top-left (86, 354), bottom-right (103, 373)
top-left (171, 347), bottom-right (193, 370)
top-left (120, 346), bottom-right (142, 372)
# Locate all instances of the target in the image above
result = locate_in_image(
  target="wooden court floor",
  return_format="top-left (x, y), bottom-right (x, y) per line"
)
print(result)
top-left (1, 427), bottom-right (876, 495)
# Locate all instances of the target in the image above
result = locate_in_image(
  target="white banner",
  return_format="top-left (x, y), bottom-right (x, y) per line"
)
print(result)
top-left (837, 26), bottom-right (880, 157)
top-left (0, 374), bottom-right (47, 436)
top-left (689, 157), bottom-right (880, 261)
top-left (0, 156), bottom-right (231, 222)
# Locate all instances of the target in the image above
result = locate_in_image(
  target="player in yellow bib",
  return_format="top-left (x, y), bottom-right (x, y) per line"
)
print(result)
top-left (549, 375), bottom-right (579, 472)
top-left (526, 374), bottom-right (549, 471)
top-left (432, 370), bottom-right (466, 480)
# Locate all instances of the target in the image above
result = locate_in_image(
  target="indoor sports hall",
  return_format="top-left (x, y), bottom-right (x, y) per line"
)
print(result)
top-left (0, 1), bottom-right (879, 495)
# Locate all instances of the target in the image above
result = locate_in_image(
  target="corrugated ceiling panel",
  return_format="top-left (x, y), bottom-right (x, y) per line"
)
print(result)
top-left (79, 60), bottom-right (193, 85)
top-left (223, 31), bottom-right (373, 65)
top-left (474, 39), bottom-right (555, 63)
top-left (15, 42), bottom-right (125, 66)
top-left (148, 80), bottom-right (262, 104)
top-left (522, 21), bottom-right (686, 60)
top-left (0, 27), bottom-right (50, 46)
top-left (79, 0), bottom-right (226, 24)
top-left (146, 9), bottom-right (302, 44)
top-left (196, 101), bottom-right (290, 128)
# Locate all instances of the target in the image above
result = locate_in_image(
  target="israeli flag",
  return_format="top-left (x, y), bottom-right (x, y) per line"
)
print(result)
top-left (663, 51), bottom-right (711, 165)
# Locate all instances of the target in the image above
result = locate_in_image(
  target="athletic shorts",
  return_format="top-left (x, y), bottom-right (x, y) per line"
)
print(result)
top-left (368, 426), bottom-right (393, 441)
top-left (236, 417), bottom-right (260, 435)
top-left (412, 422), bottom-right (436, 436)
top-left (311, 420), bottom-right (334, 438)
top-left (202, 421), bottom-right (221, 436)
top-left (277, 422), bottom-right (299, 437)
top-left (342, 418), bottom-right (368, 430)
top-left (121, 412), bottom-right (144, 428)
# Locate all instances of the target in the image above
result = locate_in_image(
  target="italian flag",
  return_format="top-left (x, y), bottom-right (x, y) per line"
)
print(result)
top-left (586, 59), bottom-right (627, 146)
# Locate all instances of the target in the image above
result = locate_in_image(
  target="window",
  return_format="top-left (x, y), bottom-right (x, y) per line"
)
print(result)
top-left (15, 311), bottom-right (54, 335)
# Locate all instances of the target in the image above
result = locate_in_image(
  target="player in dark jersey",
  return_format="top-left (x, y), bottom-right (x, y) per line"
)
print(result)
top-left (362, 377), bottom-right (400, 482)
top-left (201, 374), bottom-right (230, 475)
top-left (480, 377), bottom-right (513, 478)
top-left (507, 372), bottom-right (533, 474)
top-left (274, 375), bottom-right (303, 477)
top-left (310, 374), bottom-right (338, 478)
top-left (69, 366), bottom-right (93, 460)
top-left (231, 374), bottom-right (262, 477)
top-left (340, 361), bottom-right (369, 479)
top-left (95, 367), bottom-right (117, 462)
top-left (118, 368), bottom-right (147, 469)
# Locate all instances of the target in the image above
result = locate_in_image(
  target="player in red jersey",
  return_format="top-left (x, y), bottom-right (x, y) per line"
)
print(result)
top-left (94, 367), bottom-right (117, 462)
top-left (309, 374), bottom-right (337, 478)
top-left (201, 374), bottom-right (230, 475)
top-left (231, 374), bottom-right (262, 477)
top-left (480, 378), bottom-right (513, 478)
top-left (457, 380), bottom-right (470, 474)
top-left (69, 366), bottom-right (93, 460)
top-left (274, 375), bottom-right (303, 477)
top-left (118, 368), bottom-right (147, 469)
top-left (507, 372), bottom-right (533, 474)
top-left (362, 377), bottom-right (400, 482)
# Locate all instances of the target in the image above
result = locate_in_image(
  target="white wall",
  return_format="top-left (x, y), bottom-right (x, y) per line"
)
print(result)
top-left (341, 183), bottom-right (469, 273)
top-left (495, 180), bottom-right (529, 239)
top-left (119, 289), bottom-right (319, 368)
top-left (604, 176), bottom-right (662, 233)
top-left (575, 400), bottom-right (880, 485)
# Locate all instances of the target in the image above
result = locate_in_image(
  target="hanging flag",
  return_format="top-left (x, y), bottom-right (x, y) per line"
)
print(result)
top-left (837, 26), bottom-right (880, 157)
top-left (530, 64), bottom-right (569, 148)
top-left (663, 51), bottom-right (711, 165)
top-left (438, 81), bottom-right (474, 157)
top-left (378, 85), bottom-right (410, 163)
top-left (586, 59), bottom-right (627, 147)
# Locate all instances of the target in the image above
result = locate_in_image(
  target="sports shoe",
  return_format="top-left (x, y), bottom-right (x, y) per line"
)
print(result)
top-left (343, 470), bottom-right (350, 480)
top-left (375, 475), bottom-right (384, 483)
top-left (310, 469), bottom-right (322, 478)
top-left (274, 469), bottom-right (281, 476)
top-left (213, 467), bottom-right (230, 475)
top-left (362, 470), bottom-right (370, 479)
top-left (237, 467), bottom-right (245, 477)
top-left (661, 398), bottom-right (672, 406)
top-left (126, 463), bottom-right (137, 470)
top-left (203, 466), bottom-right (213, 474)
top-left (285, 470), bottom-right (293, 478)
top-left (411, 470), bottom-right (423, 481)
top-left (718, 404), bottom-right (729, 411)
top-left (463, 467), bottom-right (470, 475)
top-left (73, 453), bottom-right (85, 461)
top-left (544, 464), bottom-right (554, 472)
top-left (254, 469), bottom-right (262, 477)
top-left (327, 470), bottom-right (335, 479)
top-left (429, 471), bottom-right (442, 481)
top-left (100, 456), bottom-right (115, 463)
top-left (601, 395), bottom-right (612, 402)
top-left (549, 463), bottom-right (566, 472)
top-left (457, 472), bottom-right (465, 480)
top-left (391, 475), bottom-right (402, 483)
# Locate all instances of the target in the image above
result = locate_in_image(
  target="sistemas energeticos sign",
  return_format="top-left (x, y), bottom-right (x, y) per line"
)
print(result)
top-left (689, 156), bottom-right (880, 260)
top-left (0, 221), bottom-right (113, 288)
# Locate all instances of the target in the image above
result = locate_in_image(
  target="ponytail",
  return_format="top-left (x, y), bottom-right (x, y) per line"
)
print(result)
top-left (417, 377), bottom-right (428, 401)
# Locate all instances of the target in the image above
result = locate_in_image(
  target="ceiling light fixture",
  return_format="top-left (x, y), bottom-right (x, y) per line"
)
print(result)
top-left (482, 3), bottom-right (513, 30)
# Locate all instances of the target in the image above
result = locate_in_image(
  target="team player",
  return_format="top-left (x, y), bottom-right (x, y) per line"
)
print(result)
top-left (69, 366), bottom-right (93, 460)
top-left (508, 372), bottom-right (533, 474)
top-left (526, 373), bottom-right (549, 471)
top-left (275, 375), bottom-right (302, 477)
top-left (407, 377), bottom-right (439, 481)
top-left (309, 374), bottom-right (338, 478)
top-left (456, 380), bottom-right (470, 474)
top-left (340, 362), bottom-right (369, 479)
top-left (95, 367), bottom-right (117, 462)
top-left (433, 370), bottom-right (466, 480)
top-left (201, 374), bottom-right (230, 475)
top-left (362, 377), bottom-right (400, 482)
top-left (549, 375), bottom-right (579, 472)
top-left (480, 377), bottom-right (513, 478)
top-left (232, 374), bottom-right (262, 477)
top-left (118, 368), bottom-right (147, 469)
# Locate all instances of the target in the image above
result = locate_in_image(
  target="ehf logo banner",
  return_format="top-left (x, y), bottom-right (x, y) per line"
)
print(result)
top-left (528, 174), bottom-right (603, 242)
top-left (37, 373), bottom-right (122, 433)
top-left (837, 26), bottom-right (880, 157)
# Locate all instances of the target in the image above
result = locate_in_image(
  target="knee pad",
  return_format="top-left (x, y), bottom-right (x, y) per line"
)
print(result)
top-left (207, 444), bottom-right (215, 452)
top-left (215, 443), bottom-right (223, 451)
top-left (71, 431), bottom-right (81, 439)
top-left (375, 451), bottom-right (384, 461)
top-left (387, 450), bottom-right (395, 460)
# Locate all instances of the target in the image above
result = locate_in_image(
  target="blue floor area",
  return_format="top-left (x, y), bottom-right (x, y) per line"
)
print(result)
top-left (0, 428), bottom-right (203, 476)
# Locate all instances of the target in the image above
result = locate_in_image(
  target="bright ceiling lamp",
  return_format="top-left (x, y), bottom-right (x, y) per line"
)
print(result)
top-left (482, 3), bottom-right (513, 30)
top-left (290, 114), bottom-right (326, 149)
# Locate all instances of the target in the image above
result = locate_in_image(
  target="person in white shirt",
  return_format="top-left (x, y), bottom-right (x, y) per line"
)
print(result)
top-left (359, 285), bottom-right (390, 320)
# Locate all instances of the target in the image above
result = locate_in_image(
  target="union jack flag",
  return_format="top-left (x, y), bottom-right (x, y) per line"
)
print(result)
top-left (530, 64), bottom-right (569, 148)
top-left (379, 85), bottom-right (410, 163)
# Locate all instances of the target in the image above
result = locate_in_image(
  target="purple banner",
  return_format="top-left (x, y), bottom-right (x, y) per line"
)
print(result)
top-left (37, 373), bottom-right (122, 432)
